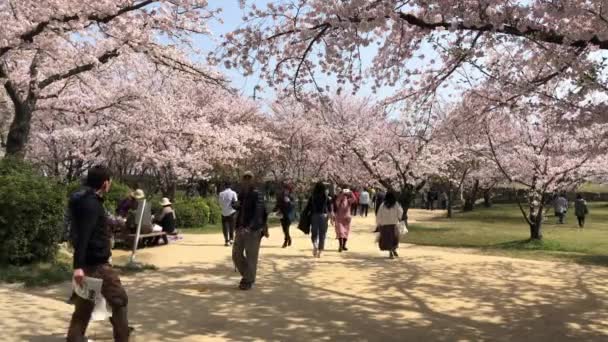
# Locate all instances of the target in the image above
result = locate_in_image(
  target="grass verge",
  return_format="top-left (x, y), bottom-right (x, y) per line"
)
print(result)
top-left (0, 253), bottom-right (72, 287)
top-left (407, 203), bottom-right (608, 266)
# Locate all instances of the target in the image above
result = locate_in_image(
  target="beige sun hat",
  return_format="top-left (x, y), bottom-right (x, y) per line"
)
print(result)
top-left (159, 197), bottom-right (172, 206)
top-left (242, 170), bottom-right (254, 178)
top-left (133, 189), bottom-right (145, 200)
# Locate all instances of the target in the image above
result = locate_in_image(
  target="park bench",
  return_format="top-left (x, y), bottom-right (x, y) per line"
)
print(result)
top-left (125, 231), bottom-right (168, 249)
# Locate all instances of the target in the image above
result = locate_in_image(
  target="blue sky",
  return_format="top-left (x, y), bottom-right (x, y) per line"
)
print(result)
top-left (190, 0), bottom-right (461, 108)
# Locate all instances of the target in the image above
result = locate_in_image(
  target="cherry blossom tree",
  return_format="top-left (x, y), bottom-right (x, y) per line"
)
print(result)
top-left (0, 0), bottom-right (222, 157)
top-left (26, 56), bottom-right (278, 198)
top-left (221, 1), bottom-right (608, 98)
top-left (302, 95), bottom-right (443, 224)
top-left (448, 84), bottom-right (608, 240)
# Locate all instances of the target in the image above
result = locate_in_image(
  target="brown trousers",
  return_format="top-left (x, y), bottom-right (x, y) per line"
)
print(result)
top-left (67, 264), bottom-right (129, 342)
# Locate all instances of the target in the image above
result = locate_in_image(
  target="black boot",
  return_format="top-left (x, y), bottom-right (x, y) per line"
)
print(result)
top-left (338, 238), bottom-right (344, 252)
top-left (282, 239), bottom-right (289, 248)
top-left (343, 239), bottom-right (348, 251)
top-left (288, 237), bottom-right (292, 246)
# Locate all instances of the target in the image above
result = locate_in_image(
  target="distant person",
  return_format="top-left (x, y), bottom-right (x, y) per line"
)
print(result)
top-left (554, 193), bottom-right (568, 224)
top-left (126, 189), bottom-right (152, 234)
top-left (304, 182), bottom-right (332, 258)
top-left (375, 191), bottom-right (403, 259)
top-left (333, 189), bottom-right (356, 252)
top-left (423, 191), bottom-right (429, 210)
top-left (274, 184), bottom-right (295, 248)
top-left (351, 189), bottom-right (360, 216)
top-left (574, 194), bottom-right (589, 228)
top-left (359, 188), bottom-right (371, 217)
top-left (219, 183), bottom-right (238, 246)
top-left (369, 188), bottom-right (376, 209)
top-left (233, 171), bottom-right (269, 290)
top-left (67, 165), bottom-right (131, 342)
top-left (115, 191), bottom-right (137, 218)
top-left (428, 190), bottom-right (438, 211)
top-left (440, 191), bottom-right (448, 210)
top-left (374, 190), bottom-right (386, 216)
top-left (154, 197), bottom-right (177, 234)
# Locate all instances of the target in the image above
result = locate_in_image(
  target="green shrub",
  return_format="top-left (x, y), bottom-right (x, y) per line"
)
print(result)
top-left (174, 197), bottom-right (209, 228)
top-left (66, 180), bottom-right (132, 214)
top-left (0, 158), bottom-right (65, 265)
top-left (204, 197), bottom-right (222, 224)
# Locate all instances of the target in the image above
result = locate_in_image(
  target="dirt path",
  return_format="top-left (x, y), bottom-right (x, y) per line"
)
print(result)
top-left (2, 210), bottom-right (608, 341)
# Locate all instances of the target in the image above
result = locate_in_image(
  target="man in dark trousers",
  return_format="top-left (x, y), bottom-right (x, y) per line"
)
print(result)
top-left (67, 165), bottom-right (130, 342)
top-left (233, 171), bottom-right (268, 290)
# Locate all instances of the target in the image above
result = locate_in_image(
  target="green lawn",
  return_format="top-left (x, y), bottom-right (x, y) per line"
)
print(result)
top-left (408, 203), bottom-right (608, 266)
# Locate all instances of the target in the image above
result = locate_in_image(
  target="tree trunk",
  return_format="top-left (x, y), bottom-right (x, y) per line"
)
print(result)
top-left (4, 96), bottom-right (34, 158)
top-left (398, 189), bottom-right (414, 227)
top-left (447, 185), bottom-right (453, 219)
top-left (527, 190), bottom-right (543, 240)
top-left (198, 180), bottom-right (209, 197)
top-left (462, 179), bottom-right (479, 212)
top-left (163, 182), bottom-right (177, 199)
top-left (483, 190), bottom-right (492, 208)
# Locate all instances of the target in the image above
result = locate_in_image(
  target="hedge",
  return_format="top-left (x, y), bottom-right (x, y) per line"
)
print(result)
top-left (0, 158), bottom-right (65, 265)
top-left (150, 196), bottom-right (222, 228)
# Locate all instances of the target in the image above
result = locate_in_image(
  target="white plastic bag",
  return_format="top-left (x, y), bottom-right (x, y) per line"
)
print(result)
top-left (73, 276), bottom-right (111, 321)
top-left (397, 221), bottom-right (408, 236)
top-left (91, 295), bottom-right (111, 321)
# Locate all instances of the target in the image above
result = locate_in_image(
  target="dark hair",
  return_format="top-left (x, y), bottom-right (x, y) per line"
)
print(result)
top-left (312, 181), bottom-right (326, 200)
top-left (576, 193), bottom-right (583, 199)
top-left (384, 191), bottom-right (397, 209)
top-left (86, 165), bottom-right (111, 190)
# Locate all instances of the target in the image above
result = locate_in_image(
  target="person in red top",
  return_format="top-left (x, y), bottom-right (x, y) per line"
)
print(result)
top-left (350, 189), bottom-right (360, 216)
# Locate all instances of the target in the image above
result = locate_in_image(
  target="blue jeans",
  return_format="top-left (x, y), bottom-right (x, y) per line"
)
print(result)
top-left (311, 213), bottom-right (328, 250)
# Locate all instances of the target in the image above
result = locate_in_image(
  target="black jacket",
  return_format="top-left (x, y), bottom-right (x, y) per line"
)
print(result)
top-left (236, 189), bottom-right (266, 231)
top-left (69, 187), bottom-right (111, 269)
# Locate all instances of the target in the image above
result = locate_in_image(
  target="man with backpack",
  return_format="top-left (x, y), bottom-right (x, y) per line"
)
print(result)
top-left (232, 171), bottom-right (269, 291)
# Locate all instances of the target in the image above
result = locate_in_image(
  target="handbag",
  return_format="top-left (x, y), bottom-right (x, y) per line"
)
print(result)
top-left (395, 221), bottom-right (408, 238)
top-left (298, 211), bottom-right (311, 234)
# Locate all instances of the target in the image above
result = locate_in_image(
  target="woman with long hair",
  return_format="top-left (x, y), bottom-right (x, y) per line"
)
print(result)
top-left (303, 182), bottom-right (332, 258)
top-left (333, 188), bottom-right (356, 252)
top-left (375, 191), bottom-right (403, 259)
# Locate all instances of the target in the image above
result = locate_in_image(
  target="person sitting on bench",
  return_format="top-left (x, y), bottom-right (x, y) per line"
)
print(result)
top-left (155, 198), bottom-right (177, 235)
top-left (126, 189), bottom-right (153, 234)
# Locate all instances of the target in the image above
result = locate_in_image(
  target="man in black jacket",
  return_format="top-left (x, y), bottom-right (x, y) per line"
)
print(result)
top-left (232, 171), bottom-right (268, 290)
top-left (67, 166), bottom-right (130, 342)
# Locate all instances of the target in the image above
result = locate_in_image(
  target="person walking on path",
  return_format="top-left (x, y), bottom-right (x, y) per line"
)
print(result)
top-left (219, 182), bottom-right (238, 246)
top-left (554, 193), bottom-right (568, 224)
top-left (350, 189), bottom-right (360, 216)
top-left (359, 189), bottom-right (371, 217)
top-left (375, 191), bottom-right (403, 259)
top-left (333, 189), bottom-right (356, 252)
top-left (374, 190), bottom-right (386, 216)
top-left (303, 182), bottom-right (332, 258)
top-left (574, 194), bottom-right (589, 228)
top-left (233, 171), bottom-right (269, 290)
top-left (67, 165), bottom-right (131, 342)
top-left (274, 184), bottom-right (295, 248)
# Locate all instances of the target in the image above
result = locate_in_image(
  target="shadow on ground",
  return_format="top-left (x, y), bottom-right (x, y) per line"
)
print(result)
top-left (10, 250), bottom-right (608, 342)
